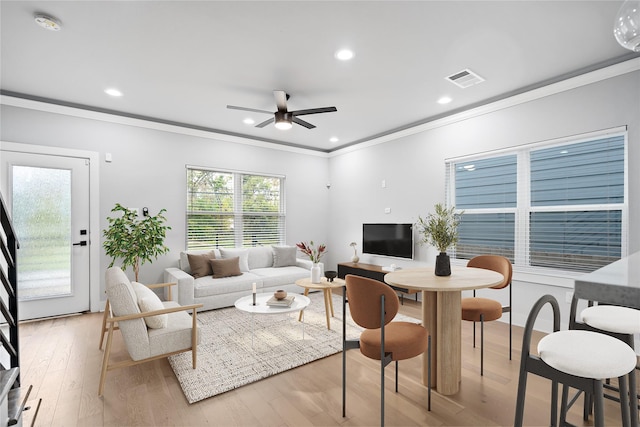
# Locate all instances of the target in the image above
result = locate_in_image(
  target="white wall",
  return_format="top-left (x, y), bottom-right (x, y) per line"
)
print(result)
top-left (1, 69), bottom-right (638, 329)
top-left (326, 70), bottom-right (640, 332)
top-left (0, 105), bottom-right (331, 301)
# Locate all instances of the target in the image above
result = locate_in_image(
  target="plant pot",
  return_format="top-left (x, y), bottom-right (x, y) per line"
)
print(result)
top-left (311, 263), bottom-right (322, 283)
top-left (435, 252), bottom-right (451, 276)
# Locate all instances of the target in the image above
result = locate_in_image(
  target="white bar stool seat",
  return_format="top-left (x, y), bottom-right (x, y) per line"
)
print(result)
top-left (538, 330), bottom-right (637, 380)
top-left (581, 305), bottom-right (640, 335)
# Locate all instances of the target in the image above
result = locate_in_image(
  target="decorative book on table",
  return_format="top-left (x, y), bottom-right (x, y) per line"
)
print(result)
top-left (266, 295), bottom-right (296, 307)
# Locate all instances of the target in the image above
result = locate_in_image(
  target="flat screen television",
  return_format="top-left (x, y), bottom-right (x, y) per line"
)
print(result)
top-left (362, 223), bottom-right (413, 259)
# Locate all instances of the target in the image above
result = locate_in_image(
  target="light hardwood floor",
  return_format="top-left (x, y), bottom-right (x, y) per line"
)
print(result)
top-left (17, 297), bottom-right (637, 426)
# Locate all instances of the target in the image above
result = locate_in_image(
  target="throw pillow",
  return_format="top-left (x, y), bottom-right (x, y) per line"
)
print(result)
top-left (187, 251), bottom-right (216, 278)
top-left (210, 257), bottom-right (243, 278)
top-left (219, 248), bottom-right (250, 272)
top-left (131, 281), bottom-right (168, 329)
top-left (272, 245), bottom-right (297, 267)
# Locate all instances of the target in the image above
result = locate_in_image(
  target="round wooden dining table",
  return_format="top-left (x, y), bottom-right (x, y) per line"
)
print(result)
top-left (385, 266), bottom-right (504, 395)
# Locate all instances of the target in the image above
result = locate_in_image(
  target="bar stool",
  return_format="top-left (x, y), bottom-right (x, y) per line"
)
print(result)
top-left (515, 294), bottom-right (637, 427)
top-left (579, 305), bottom-right (640, 426)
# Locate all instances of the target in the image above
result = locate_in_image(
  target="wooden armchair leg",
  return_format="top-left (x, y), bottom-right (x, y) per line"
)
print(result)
top-left (98, 323), bottom-right (115, 396)
top-left (99, 299), bottom-right (110, 350)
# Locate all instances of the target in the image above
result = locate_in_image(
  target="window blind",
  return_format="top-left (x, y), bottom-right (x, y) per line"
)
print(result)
top-left (186, 168), bottom-right (285, 249)
top-left (447, 131), bottom-right (626, 273)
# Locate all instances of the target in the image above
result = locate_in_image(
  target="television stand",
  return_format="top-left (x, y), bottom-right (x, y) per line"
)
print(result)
top-left (337, 262), bottom-right (418, 304)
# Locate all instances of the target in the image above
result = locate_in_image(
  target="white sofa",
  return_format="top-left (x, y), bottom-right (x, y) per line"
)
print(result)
top-left (163, 246), bottom-right (319, 311)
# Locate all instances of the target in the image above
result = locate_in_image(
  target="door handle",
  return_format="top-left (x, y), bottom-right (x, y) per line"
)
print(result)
top-left (73, 241), bottom-right (88, 246)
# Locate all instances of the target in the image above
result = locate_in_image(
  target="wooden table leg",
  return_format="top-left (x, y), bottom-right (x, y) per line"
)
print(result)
top-left (323, 289), bottom-right (331, 329)
top-left (422, 291), bottom-right (438, 389)
top-left (328, 288), bottom-right (335, 317)
top-left (437, 291), bottom-right (462, 395)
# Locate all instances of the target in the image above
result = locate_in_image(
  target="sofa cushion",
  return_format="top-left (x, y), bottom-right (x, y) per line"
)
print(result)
top-left (251, 266), bottom-right (311, 288)
top-left (220, 248), bottom-right (249, 272)
top-left (247, 246), bottom-right (274, 269)
top-left (132, 281), bottom-right (168, 329)
top-left (187, 251), bottom-right (216, 278)
top-left (272, 245), bottom-right (297, 267)
top-left (193, 273), bottom-right (263, 298)
top-left (210, 257), bottom-right (242, 278)
top-left (147, 301), bottom-right (201, 359)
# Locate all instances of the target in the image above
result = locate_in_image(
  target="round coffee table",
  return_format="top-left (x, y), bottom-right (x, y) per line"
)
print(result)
top-left (235, 293), bottom-right (311, 347)
top-left (295, 277), bottom-right (345, 329)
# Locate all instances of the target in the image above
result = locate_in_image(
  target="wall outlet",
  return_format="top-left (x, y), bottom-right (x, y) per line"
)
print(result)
top-left (384, 207), bottom-right (391, 214)
top-left (381, 179), bottom-right (386, 188)
top-left (565, 291), bottom-right (573, 304)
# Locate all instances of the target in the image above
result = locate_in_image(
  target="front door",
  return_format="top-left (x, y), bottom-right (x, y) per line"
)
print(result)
top-left (1, 150), bottom-right (90, 320)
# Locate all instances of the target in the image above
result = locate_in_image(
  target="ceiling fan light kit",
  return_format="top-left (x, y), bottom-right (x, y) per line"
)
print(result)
top-left (227, 90), bottom-right (337, 130)
top-left (614, 0), bottom-right (640, 52)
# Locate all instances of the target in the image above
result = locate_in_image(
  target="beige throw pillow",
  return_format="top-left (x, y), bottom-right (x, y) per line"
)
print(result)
top-left (132, 281), bottom-right (167, 329)
top-left (210, 257), bottom-right (242, 278)
top-left (187, 251), bottom-right (216, 278)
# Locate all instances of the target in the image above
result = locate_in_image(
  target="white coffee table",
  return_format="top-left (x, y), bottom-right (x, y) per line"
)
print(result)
top-left (234, 293), bottom-right (311, 347)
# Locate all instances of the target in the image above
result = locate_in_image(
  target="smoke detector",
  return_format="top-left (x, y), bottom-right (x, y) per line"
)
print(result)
top-left (34, 14), bottom-right (61, 31)
top-left (446, 69), bottom-right (485, 88)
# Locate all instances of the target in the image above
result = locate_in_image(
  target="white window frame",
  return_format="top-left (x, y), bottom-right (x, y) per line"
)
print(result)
top-left (446, 127), bottom-right (628, 278)
top-left (186, 166), bottom-right (286, 249)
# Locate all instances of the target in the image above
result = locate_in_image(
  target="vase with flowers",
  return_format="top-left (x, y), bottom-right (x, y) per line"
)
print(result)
top-left (349, 241), bottom-right (359, 263)
top-left (416, 203), bottom-right (462, 276)
top-left (296, 241), bottom-right (327, 283)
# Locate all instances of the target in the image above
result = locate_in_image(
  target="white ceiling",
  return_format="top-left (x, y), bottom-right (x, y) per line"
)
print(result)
top-left (1, 1), bottom-right (638, 152)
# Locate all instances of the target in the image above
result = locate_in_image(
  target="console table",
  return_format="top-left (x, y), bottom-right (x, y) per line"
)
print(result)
top-left (337, 262), bottom-right (418, 302)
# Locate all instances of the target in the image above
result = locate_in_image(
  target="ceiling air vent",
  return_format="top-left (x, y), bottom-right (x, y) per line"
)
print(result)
top-left (446, 69), bottom-right (485, 88)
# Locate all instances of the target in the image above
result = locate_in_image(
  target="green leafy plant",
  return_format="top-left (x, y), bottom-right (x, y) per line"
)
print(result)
top-left (416, 203), bottom-right (462, 253)
top-left (103, 203), bottom-right (171, 281)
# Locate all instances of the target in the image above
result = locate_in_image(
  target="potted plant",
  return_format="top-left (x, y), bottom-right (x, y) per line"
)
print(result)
top-left (416, 203), bottom-right (462, 276)
top-left (103, 203), bottom-right (171, 281)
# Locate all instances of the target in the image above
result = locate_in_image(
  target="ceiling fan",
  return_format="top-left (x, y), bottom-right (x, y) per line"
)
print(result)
top-left (227, 90), bottom-right (337, 130)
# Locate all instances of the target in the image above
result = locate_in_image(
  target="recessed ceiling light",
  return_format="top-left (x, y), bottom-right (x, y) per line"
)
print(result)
top-left (329, 137), bottom-right (339, 143)
top-left (34, 14), bottom-right (61, 31)
top-left (335, 49), bottom-right (354, 61)
top-left (437, 96), bottom-right (452, 105)
top-left (104, 88), bottom-right (123, 97)
top-left (243, 118), bottom-right (255, 125)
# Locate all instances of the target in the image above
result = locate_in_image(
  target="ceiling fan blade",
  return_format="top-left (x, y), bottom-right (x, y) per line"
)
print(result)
top-left (255, 117), bottom-right (275, 128)
top-left (292, 117), bottom-right (316, 129)
top-left (273, 90), bottom-right (288, 112)
top-left (291, 106), bottom-right (337, 116)
top-left (227, 105), bottom-right (273, 115)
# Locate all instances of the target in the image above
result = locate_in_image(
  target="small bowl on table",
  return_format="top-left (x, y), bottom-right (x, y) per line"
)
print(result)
top-left (324, 271), bottom-right (337, 282)
top-left (274, 290), bottom-right (287, 300)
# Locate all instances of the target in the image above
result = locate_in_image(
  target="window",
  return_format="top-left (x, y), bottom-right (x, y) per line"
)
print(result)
top-left (186, 167), bottom-right (285, 249)
top-left (447, 130), bottom-right (626, 273)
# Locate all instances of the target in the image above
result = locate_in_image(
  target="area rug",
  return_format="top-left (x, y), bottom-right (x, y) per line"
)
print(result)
top-left (168, 292), bottom-right (418, 404)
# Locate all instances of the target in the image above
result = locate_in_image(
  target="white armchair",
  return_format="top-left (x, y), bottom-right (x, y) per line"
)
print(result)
top-left (99, 266), bottom-right (203, 396)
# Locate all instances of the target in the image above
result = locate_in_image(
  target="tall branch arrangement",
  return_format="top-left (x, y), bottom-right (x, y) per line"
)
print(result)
top-left (103, 203), bottom-right (171, 281)
top-left (296, 241), bottom-right (327, 263)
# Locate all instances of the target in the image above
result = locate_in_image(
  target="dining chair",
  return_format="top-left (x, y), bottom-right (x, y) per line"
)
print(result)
top-left (342, 275), bottom-right (431, 426)
top-left (514, 294), bottom-right (637, 427)
top-left (461, 254), bottom-right (512, 375)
